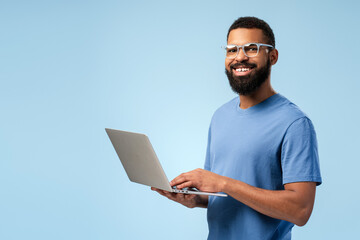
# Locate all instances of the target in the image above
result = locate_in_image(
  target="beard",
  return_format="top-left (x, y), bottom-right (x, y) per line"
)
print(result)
top-left (225, 58), bottom-right (271, 96)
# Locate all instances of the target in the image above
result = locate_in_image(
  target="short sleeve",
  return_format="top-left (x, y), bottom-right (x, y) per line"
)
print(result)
top-left (281, 117), bottom-right (322, 185)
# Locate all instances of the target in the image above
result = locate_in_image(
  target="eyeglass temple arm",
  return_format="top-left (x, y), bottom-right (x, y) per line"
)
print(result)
top-left (260, 43), bottom-right (274, 48)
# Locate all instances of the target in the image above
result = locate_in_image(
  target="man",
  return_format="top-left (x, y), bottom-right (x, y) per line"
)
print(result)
top-left (152, 16), bottom-right (322, 240)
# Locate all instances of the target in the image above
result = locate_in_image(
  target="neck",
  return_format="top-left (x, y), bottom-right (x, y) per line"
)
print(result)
top-left (239, 79), bottom-right (276, 109)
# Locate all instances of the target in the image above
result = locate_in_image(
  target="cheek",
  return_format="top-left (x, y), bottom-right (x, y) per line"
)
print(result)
top-left (225, 59), bottom-right (232, 69)
top-left (254, 58), bottom-right (267, 68)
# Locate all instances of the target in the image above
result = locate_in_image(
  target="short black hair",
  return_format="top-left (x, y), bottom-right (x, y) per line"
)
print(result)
top-left (227, 16), bottom-right (275, 48)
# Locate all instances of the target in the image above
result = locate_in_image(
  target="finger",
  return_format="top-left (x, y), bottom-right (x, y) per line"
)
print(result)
top-left (151, 187), bottom-right (166, 193)
top-left (164, 191), bottom-right (181, 201)
top-left (176, 181), bottom-right (194, 190)
top-left (174, 193), bottom-right (185, 201)
top-left (184, 194), bottom-right (196, 200)
top-left (170, 174), bottom-right (188, 187)
top-left (152, 188), bottom-right (171, 197)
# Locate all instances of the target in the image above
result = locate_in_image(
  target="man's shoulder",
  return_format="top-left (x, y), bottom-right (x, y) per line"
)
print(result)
top-left (216, 96), bottom-right (238, 112)
top-left (275, 94), bottom-right (309, 121)
top-left (211, 96), bottom-right (238, 118)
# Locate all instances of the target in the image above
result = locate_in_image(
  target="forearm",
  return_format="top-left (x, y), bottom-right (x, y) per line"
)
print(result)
top-left (221, 177), bottom-right (316, 226)
top-left (169, 168), bottom-right (316, 222)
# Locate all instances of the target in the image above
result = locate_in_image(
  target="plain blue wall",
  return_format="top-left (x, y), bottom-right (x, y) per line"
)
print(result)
top-left (1, 0), bottom-right (359, 239)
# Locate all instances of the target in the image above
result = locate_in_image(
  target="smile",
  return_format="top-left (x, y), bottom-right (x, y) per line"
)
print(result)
top-left (235, 68), bottom-right (251, 72)
top-left (232, 66), bottom-right (254, 76)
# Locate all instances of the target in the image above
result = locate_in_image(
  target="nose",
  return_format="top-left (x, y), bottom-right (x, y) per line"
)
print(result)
top-left (234, 48), bottom-right (249, 62)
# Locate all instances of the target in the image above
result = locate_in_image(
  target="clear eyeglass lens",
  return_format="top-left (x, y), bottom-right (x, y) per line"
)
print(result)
top-left (225, 44), bottom-right (260, 58)
top-left (244, 44), bottom-right (259, 57)
top-left (226, 46), bottom-right (238, 59)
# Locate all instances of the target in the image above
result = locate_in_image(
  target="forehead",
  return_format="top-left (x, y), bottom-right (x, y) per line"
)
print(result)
top-left (227, 28), bottom-right (266, 45)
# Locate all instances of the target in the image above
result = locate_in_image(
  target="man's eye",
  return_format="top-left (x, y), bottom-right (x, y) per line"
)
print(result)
top-left (245, 46), bottom-right (258, 52)
top-left (227, 48), bottom-right (237, 53)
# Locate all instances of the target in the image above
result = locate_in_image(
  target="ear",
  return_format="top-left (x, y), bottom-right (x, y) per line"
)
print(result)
top-left (270, 49), bottom-right (279, 65)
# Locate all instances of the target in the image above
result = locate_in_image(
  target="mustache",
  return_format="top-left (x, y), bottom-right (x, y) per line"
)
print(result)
top-left (230, 62), bottom-right (257, 69)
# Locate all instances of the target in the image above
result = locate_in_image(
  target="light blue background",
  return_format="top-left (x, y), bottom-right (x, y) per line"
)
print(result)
top-left (1, 0), bottom-right (359, 239)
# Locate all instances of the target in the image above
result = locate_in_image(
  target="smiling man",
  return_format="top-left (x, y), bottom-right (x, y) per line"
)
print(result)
top-left (152, 17), bottom-right (322, 240)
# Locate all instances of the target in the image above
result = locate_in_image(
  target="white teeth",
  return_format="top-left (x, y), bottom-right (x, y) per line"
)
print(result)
top-left (236, 68), bottom-right (250, 72)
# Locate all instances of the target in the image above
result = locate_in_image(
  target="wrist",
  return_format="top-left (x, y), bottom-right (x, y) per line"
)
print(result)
top-left (219, 176), bottom-right (230, 193)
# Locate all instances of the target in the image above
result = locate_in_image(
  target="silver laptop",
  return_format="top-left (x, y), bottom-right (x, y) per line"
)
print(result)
top-left (105, 128), bottom-right (227, 197)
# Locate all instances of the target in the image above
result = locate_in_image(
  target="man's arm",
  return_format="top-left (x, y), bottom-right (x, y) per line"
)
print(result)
top-left (151, 187), bottom-right (208, 208)
top-left (170, 168), bottom-right (316, 226)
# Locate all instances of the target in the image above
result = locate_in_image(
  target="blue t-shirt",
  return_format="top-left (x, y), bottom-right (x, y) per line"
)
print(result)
top-left (204, 94), bottom-right (322, 240)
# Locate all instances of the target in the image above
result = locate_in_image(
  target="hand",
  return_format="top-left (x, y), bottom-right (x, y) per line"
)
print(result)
top-left (170, 168), bottom-right (226, 193)
top-left (151, 187), bottom-right (206, 208)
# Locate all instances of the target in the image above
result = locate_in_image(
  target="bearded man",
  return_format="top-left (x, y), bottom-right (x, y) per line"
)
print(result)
top-left (152, 16), bottom-right (322, 240)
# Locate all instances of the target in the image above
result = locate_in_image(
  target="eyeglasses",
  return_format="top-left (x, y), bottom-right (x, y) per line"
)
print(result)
top-left (223, 43), bottom-right (274, 59)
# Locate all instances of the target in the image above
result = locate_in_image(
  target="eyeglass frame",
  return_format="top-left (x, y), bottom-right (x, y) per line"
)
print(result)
top-left (222, 43), bottom-right (274, 59)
